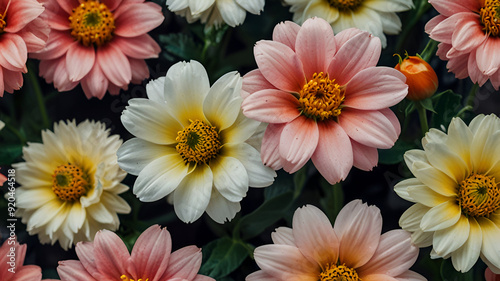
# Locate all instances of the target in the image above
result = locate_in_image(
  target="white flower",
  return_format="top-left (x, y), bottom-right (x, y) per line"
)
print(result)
top-left (282, 0), bottom-right (413, 47)
top-left (166, 0), bottom-right (264, 28)
top-left (117, 60), bottom-right (276, 224)
top-left (13, 120), bottom-right (131, 250)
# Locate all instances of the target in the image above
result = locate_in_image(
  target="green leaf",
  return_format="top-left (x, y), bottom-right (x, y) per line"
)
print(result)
top-left (200, 237), bottom-right (249, 279)
top-left (430, 90), bottom-right (462, 129)
top-left (378, 139), bottom-right (416, 165)
top-left (0, 144), bottom-right (23, 165)
top-left (319, 180), bottom-right (344, 223)
top-left (159, 33), bottom-right (203, 61)
top-left (404, 101), bottom-right (416, 117)
top-left (440, 259), bottom-right (475, 281)
top-left (420, 98), bottom-right (436, 113)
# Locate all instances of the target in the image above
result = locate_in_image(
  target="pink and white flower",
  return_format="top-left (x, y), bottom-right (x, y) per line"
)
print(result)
top-left (425, 0), bottom-right (500, 89)
top-left (56, 224), bottom-right (214, 281)
top-left (241, 17), bottom-right (407, 184)
top-left (0, 237), bottom-right (42, 281)
top-left (247, 200), bottom-right (426, 281)
top-left (0, 0), bottom-right (49, 96)
top-left (32, 0), bottom-right (164, 99)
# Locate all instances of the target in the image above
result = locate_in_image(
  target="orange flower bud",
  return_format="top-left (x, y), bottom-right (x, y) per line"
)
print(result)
top-left (395, 55), bottom-right (438, 101)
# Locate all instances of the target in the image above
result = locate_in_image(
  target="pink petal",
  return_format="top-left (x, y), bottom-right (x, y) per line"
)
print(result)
top-left (311, 121), bottom-right (353, 184)
top-left (327, 31), bottom-right (381, 85)
top-left (272, 21), bottom-right (300, 51)
top-left (476, 37), bottom-right (500, 76)
top-left (4, 0), bottom-right (45, 33)
top-left (451, 13), bottom-right (486, 53)
top-left (333, 200), bottom-right (383, 268)
top-left (112, 34), bottom-right (161, 59)
top-left (242, 69), bottom-right (276, 96)
top-left (271, 227), bottom-right (295, 246)
top-left (18, 18), bottom-right (50, 52)
top-left (160, 246), bottom-right (202, 280)
top-left (261, 123), bottom-right (285, 170)
top-left (247, 270), bottom-right (279, 281)
top-left (446, 52), bottom-right (470, 79)
top-left (292, 205), bottom-right (340, 266)
top-left (75, 241), bottom-right (102, 279)
top-left (42, 1), bottom-right (71, 30)
top-left (254, 40), bottom-right (306, 93)
top-left (343, 67), bottom-right (407, 110)
top-left (361, 274), bottom-right (398, 281)
top-left (0, 34), bottom-right (27, 71)
top-left (66, 44), bottom-right (95, 81)
top-left (129, 58), bottom-right (150, 84)
top-left (333, 28), bottom-right (365, 48)
top-left (57, 260), bottom-right (97, 281)
top-left (55, 0), bottom-right (79, 15)
top-left (102, 0), bottom-right (123, 11)
top-left (93, 230), bottom-right (130, 279)
top-left (279, 117), bottom-right (319, 173)
top-left (81, 63), bottom-right (109, 99)
top-left (351, 139), bottom-right (378, 171)
top-left (429, 14), bottom-right (461, 44)
top-left (193, 275), bottom-right (216, 281)
top-left (3, 68), bottom-right (23, 93)
top-left (241, 89), bottom-right (301, 124)
top-left (429, 0), bottom-right (479, 17)
top-left (31, 31), bottom-right (75, 60)
top-left (425, 15), bottom-right (446, 34)
top-left (114, 3), bottom-right (164, 37)
top-left (51, 56), bottom-right (79, 91)
top-left (0, 67), bottom-right (4, 95)
top-left (97, 44), bottom-right (132, 87)
top-left (468, 50), bottom-right (489, 86)
top-left (394, 270), bottom-right (427, 281)
top-left (295, 17), bottom-right (336, 80)
top-left (130, 225), bottom-right (172, 281)
top-left (11, 265), bottom-right (42, 281)
top-left (338, 108), bottom-right (400, 149)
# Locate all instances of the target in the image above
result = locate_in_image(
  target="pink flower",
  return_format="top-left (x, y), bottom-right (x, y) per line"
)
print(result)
top-left (0, 0), bottom-right (49, 97)
top-left (0, 237), bottom-right (42, 281)
top-left (486, 267), bottom-right (500, 281)
top-left (241, 18), bottom-right (407, 184)
top-left (247, 200), bottom-right (426, 281)
top-left (56, 224), bottom-right (214, 281)
top-left (32, 0), bottom-right (164, 99)
top-left (425, 0), bottom-right (500, 90)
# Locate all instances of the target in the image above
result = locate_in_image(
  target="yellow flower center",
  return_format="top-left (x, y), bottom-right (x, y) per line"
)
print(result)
top-left (69, 0), bottom-right (115, 47)
top-left (176, 120), bottom-right (221, 165)
top-left (480, 0), bottom-right (500, 37)
top-left (320, 263), bottom-right (360, 281)
top-left (52, 164), bottom-right (92, 202)
top-left (120, 275), bottom-right (148, 281)
top-left (0, 0), bottom-right (11, 33)
top-left (299, 72), bottom-right (345, 121)
top-left (327, 0), bottom-right (364, 11)
top-left (457, 173), bottom-right (500, 217)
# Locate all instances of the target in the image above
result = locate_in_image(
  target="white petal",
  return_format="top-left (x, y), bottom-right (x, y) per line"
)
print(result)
top-left (235, 0), bottom-right (264, 14)
top-left (216, 0), bottom-right (247, 27)
top-left (222, 111), bottom-right (262, 144)
top-left (432, 214), bottom-right (470, 257)
top-left (450, 218), bottom-right (482, 273)
top-left (271, 227), bottom-right (295, 246)
top-left (399, 203), bottom-right (429, 232)
top-left (211, 155), bottom-right (249, 202)
top-left (394, 178), bottom-right (422, 203)
top-left (174, 165), bottom-right (213, 223)
top-left (420, 200), bottom-right (461, 232)
top-left (478, 217), bottom-right (500, 271)
top-left (117, 138), bottom-right (176, 175)
top-left (205, 188), bottom-right (241, 223)
top-left (146, 76), bottom-right (166, 103)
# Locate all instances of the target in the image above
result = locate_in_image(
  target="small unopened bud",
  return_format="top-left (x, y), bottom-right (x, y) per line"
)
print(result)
top-left (395, 54), bottom-right (438, 101)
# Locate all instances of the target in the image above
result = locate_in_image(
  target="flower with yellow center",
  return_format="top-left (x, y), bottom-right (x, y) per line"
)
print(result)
top-left (395, 114), bottom-right (500, 273)
top-left (68, 1), bottom-right (115, 47)
top-left (246, 200), bottom-right (426, 281)
top-left (12, 120), bottom-right (131, 250)
top-left (117, 60), bottom-right (276, 224)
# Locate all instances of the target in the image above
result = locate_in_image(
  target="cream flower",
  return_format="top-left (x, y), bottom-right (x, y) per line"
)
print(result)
top-left (282, 0), bottom-right (413, 47)
top-left (117, 60), bottom-right (276, 224)
top-left (395, 114), bottom-right (500, 273)
top-left (166, 0), bottom-right (264, 28)
top-left (13, 120), bottom-right (131, 250)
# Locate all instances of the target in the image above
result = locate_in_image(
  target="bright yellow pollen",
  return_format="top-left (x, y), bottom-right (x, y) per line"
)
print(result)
top-left (120, 275), bottom-right (149, 281)
top-left (327, 0), bottom-right (364, 11)
top-left (52, 164), bottom-right (92, 202)
top-left (176, 120), bottom-right (221, 165)
top-left (320, 263), bottom-right (360, 281)
top-left (480, 0), bottom-right (500, 36)
top-left (299, 72), bottom-right (345, 121)
top-left (0, 1), bottom-right (10, 33)
top-left (457, 174), bottom-right (500, 217)
top-left (69, 0), bottom-right (115, 47)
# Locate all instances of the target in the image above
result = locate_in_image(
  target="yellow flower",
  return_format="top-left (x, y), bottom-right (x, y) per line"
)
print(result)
top-left (395, 114), bottom-right (500, 273)
top-left (13, 120), bottom-right (131, 250)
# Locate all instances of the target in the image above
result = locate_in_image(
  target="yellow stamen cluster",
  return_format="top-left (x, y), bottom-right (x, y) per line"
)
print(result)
top-left (69, 0), bottom-right (115, 47)
top-left (120, 275), bottom-right (148, 281)
top-left (0, 1), bottom-right (9, 33)
top-left (176, 120), bottom-right (221, 165)
top-left (327, 0), bottom-right (364, 11)
top-left (52, 164), bottom-right (92, 201)
top-left (299, 72), bottom-right (345, 121)
top-left (320, 263), bottom-right (360, 281)
top-left (457, 173), bottom-right (500, 217)
top-left (480, 0), bottom-right (500, 37)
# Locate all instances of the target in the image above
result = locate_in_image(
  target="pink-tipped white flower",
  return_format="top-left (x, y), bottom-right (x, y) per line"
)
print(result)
top-left (32, 0), bottom-right (164, 99)
top-left (56, 224), bottom-right (214, 281)
top-left (241, 17), bottom-right (407, 184)
top-left (425, 0), bottom-right (500, 89)
top-left (0, 0), bottom-right (49, 96)
top-left (247, 200), bottom-right (426, 281)
top-left (0, 237), bottom-right (42, 281)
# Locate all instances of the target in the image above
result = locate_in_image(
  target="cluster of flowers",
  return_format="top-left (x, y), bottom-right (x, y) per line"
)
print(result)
top-left (1, 0), bottom-right (500, 280)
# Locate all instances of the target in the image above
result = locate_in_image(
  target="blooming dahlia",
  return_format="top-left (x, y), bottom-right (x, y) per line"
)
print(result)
top-left (282, 0), bottom-right (413, 47)
top-left (13, 120), bottom-right (131, 250)
top-left (0, 237), bottom-right (42, 281)
top-left (426, 0), bottom-right (500, 89)
top-left (166, 0), bottom-right (264, 28)
top-left (395, 114), bottom-right (500, 273)
top-left (118, 60), bottom-right (276, 223)
top-left (241, 17), bottom-right (407, 184)
top-left (56, 224), bottom-right (214, 281)
top-left (32, 0), bottom-right (164, 99)
top-left (0, 0), bottom-right (49, 96)
top-left (247, 200), bottom-right (425, 281)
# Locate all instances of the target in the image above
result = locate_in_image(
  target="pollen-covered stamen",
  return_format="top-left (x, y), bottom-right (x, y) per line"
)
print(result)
top-left (327, 0), bottom-right (364, 11)
top-left (52, 164), bottom-right (92, 202)
top-left (120, 275), bottom-right (149, 281)
top-left (320, 263), bottom-right (360, 281)
top-left (176, 120), bottom-right (222, 165)
top-left (69, 0), bottom-right (115, 47)
top-left (299, 72), bottom-right (345, 121)
top-left (480, 0), bottom-right (500, 37)
top-left (0, 0), bottom-right (12, 33)
top-left (457, 173), bottom-right (500, 217)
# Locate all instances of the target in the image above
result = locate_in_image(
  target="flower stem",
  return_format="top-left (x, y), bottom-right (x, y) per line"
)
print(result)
top-left (415, 101), bottom-right (429, 136)
top-left (466, 83), bottom-right (479, 108)
top-left (419, 39), bottom-right (438, 62)
top-left (396, 0), bottom-right (432, 52)
top-left (27, 61), bottom-right (50, 129)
